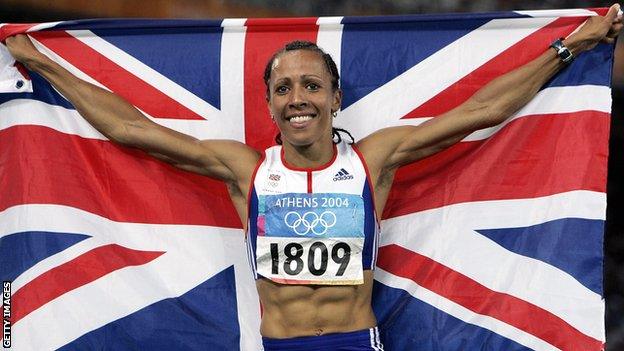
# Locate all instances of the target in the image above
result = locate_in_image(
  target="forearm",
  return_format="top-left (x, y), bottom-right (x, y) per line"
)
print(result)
top-left (23, 51), bottom-right (152, 145)
top-left (469, 41), bottom-right (575, 128)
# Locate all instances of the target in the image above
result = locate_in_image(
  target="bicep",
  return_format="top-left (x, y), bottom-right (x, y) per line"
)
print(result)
top-left (360, 106), bottom-right (484, 171)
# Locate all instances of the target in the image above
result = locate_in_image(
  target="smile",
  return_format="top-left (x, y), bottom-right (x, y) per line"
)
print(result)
top-left (286, 114), bottom-right (315, 124)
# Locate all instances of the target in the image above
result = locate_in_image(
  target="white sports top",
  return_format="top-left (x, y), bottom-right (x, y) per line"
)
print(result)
top-left (245, 142), bottom-right (379, 285)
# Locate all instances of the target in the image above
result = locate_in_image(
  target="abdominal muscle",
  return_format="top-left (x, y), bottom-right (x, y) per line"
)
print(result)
top-left (256, 270), bottom-right (377, 338)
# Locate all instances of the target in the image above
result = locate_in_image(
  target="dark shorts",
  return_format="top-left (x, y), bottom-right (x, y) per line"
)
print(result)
top-left (261, 327), bottom-right (384, 350)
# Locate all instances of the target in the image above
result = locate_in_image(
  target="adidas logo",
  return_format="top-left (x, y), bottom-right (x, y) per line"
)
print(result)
top-left (333, 168), bottom-right (354, 181)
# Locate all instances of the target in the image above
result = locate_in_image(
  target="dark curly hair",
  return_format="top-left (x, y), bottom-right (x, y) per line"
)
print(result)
top-left (264, 40), bottom-right (353, 144)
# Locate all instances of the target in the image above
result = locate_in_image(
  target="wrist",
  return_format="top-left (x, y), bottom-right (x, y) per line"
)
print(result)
top-left (550, 38), bottom-right (575, 64)
top-left (562, 37), bottom-right (586, 57)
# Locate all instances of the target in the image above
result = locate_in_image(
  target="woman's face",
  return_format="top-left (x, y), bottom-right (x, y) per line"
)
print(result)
top-left (266, 50), bottom-right (342, 147)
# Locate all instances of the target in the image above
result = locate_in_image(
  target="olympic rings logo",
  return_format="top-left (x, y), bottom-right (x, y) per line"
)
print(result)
top-left (284, 211), bottom-right (337, 236)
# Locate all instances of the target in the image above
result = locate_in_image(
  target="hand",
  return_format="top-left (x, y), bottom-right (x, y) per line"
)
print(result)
top-left (5, 34), bottom-right (45, 69)
top-left (566, 3), bottom-right (623, 53)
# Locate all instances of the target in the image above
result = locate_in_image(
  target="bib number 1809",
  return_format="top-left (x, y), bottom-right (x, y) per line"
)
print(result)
top-left (270, 242), bottom-right (351, 276)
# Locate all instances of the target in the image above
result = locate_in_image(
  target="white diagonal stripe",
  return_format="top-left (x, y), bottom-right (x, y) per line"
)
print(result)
top-left (66, 30), bottom-right (221, 120)
top-left (338, 17), bottom-right (558, 140)
top-left (33, 31), bottom-right (246, 140)
top-left (379, 190), bottom-right (605, 341)
top-left (375, 268), bottom-right (562, 351)
top-left (30, 34), bottom-right (109, 93)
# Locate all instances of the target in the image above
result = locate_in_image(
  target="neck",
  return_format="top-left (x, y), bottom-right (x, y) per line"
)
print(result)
top-left (282, 139), bottom-right (335, 169)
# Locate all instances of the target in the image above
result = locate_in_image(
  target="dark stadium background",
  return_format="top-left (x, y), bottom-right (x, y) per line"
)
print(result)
top-left (2, 0), bottom-right (622, 349)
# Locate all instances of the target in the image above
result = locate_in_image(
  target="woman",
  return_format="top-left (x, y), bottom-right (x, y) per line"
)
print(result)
top-left (5, 5), bottom-right (622, 350)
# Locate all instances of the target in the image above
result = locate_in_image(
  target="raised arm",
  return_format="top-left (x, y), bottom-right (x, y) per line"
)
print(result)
top-left (5, 34), bottom-right (260, 185)
top-left (357, 4), bottom-right (623, 183)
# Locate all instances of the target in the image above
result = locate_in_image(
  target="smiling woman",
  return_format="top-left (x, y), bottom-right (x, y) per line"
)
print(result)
top-left (4, 5), bottom-right (622, 350)
top-left (265, 47), bottom-right (342, 158)
top-left (264, 41), bottom-right (356, 147)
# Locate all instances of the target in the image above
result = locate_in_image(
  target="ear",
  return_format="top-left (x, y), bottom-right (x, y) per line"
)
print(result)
top-left (332, 89), bottom-right (343, 113)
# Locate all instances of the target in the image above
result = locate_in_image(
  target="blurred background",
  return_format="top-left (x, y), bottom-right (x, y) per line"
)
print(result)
top-left (2, 0), bottom-right (622, 349)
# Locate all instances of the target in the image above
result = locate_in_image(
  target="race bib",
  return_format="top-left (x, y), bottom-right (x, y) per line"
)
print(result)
top-left (256, 193), bottom-right (365, 285)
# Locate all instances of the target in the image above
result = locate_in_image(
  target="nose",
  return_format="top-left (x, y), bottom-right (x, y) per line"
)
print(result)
top-left (288, 85), bottom-right (308, 109)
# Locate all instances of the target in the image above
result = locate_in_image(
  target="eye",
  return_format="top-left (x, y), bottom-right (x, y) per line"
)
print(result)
top-left (306, 82), bottom-right (320, 91)
top-left (275, 85), bottom-right (289, 94)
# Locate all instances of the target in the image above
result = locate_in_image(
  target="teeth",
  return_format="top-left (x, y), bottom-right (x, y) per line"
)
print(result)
top-left (289, 115), bottom-right (313, 123)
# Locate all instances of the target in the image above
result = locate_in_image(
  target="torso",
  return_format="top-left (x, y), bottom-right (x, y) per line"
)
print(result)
top-left (243, 142), bottom-right (382, 337)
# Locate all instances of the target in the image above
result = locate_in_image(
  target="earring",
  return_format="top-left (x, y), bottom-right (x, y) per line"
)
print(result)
top-left (332, 111), bottom-right (337, 118)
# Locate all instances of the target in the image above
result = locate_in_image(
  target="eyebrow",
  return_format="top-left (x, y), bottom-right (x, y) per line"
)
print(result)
top-left (274, 74), bottom-right (323, 83)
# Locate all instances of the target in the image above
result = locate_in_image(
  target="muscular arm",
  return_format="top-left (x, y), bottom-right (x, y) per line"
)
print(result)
top-left (357, 5), bottom-right (623, 185)
top-left (5, 34), bottom-right (260, 185)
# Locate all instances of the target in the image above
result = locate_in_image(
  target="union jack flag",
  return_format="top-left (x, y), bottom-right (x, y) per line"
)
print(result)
top-left (0, 8), bottom-right (612, 350)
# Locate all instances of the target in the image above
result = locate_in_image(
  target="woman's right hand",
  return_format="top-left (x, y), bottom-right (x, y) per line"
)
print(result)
top-left (5, 34), bottom-right (46, 69)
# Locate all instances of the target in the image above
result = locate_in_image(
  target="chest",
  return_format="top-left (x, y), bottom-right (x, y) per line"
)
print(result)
top-left (247, 145), bottom-right (378, 285)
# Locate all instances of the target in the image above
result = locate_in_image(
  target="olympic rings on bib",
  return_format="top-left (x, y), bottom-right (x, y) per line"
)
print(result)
top-left (284, 211), bottom-right (337, 236)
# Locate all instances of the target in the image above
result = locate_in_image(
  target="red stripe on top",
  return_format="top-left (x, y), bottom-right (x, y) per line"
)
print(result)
top-left (246, 151), bottom-right (266, 231)
top-left (377, 244), bottom-right (604, 351)
top-left (403, 16), bottom-right (587, 119)
top-left (243, 18), bottom-right (319, 151)
top-left (30, 31), bottom-right (204, 120)
top-left (12, 244), bottom-right (164, 324)
top-left (383, 111), bottom-right (609, 219)
top-left (0, 23), bottom-right (40, 41)
top-left (0, 125), bottom-right (241, 227)
top-left (352, 144), bottom-right (380, 226)
top-left (307, 171), bottom-right (313, 193)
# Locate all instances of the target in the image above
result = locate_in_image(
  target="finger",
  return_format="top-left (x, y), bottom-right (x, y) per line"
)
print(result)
top-left (605, 3), bottom-right (621, 22)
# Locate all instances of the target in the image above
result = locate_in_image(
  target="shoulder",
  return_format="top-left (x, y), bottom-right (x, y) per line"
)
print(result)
top-left (195, 139), bottom-right (262, 182)
top-left (355, 126), bottom-right (415, 171)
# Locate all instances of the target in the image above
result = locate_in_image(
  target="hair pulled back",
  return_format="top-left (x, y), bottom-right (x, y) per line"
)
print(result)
top-left (263, 40), bottom-right (340, 95)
